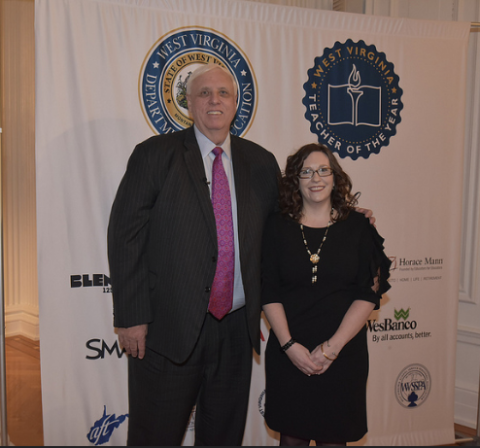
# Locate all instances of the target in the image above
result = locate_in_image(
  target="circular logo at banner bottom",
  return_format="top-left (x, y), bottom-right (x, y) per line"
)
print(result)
top-left (139, 27), bottom-right (257, 136)
top-left (395, 363), bottom-right (431, 408)
top-left (303, 39), bottom-right (403, 160)
top-left (258, 389), bottom-right (266, 417)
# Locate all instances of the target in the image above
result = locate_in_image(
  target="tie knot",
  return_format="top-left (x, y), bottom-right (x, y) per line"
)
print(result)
top-left (212, 146), bottom-right (223, 157)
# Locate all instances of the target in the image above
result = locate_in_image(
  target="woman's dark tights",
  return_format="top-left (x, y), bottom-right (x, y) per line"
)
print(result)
top-left (279, 433), bottom-right (346, 446)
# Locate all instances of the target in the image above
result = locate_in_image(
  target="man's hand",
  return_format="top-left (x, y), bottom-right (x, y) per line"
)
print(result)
top-left (117, 324), bottom-right (148, 359)
top-left (356, 207), bottom-right (376, 227)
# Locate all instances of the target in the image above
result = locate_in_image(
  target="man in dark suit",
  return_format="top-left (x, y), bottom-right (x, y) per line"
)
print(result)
top-left (108, 64), bottom-right (280, 446)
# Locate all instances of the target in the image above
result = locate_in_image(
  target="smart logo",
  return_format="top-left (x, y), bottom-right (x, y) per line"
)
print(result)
top-left (87, 406), bottom-right (128, 445)
top-left (395, 364), bottom-right (431, 408)
top-left (86, 339), bottom-right (126, 360)
top-left (303, 39), bottom-right (403, 160)
top-left (140, 27), bottom-right (257, 136)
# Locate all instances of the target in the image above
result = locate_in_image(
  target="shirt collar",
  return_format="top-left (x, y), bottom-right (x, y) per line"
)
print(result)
top-left (194, 125), bottom-right (232, 160)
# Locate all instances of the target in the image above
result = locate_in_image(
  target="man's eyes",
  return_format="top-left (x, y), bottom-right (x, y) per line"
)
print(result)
top-left (198, 90), bottom-right (231, 97)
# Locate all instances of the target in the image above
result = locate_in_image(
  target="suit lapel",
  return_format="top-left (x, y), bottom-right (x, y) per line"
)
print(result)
top-left (183, 128), bottom-right (218, 246)
top-left (231, 138), bottom-right (251, 252)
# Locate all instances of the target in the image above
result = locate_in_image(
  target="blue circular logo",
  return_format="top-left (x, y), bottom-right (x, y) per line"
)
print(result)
top-left (395, 364), bottom-right (431, 408)
top-left (139, 27), bottom-right (257, 136)
top-left (258, 389), bottom-right (266, 417)
top-left (303, 39), bottom-right (403, 160)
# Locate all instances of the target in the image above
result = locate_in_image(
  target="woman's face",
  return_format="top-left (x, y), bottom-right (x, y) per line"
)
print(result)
top-left (298, 151), bottom-right (334, 209)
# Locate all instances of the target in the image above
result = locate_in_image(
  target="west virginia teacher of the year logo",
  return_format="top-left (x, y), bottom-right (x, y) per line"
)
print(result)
top-left (303, 39), bottom-right (403, 160)
top-left (139, 27), bottom-right (257, 136)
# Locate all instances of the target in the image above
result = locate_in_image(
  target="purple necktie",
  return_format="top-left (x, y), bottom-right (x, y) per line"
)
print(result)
top-left (208, 147), bottom-right (234, 320)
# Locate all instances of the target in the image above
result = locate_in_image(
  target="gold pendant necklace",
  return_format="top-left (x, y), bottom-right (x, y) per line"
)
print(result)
top-left (300, 213), bottom-right (332, 284)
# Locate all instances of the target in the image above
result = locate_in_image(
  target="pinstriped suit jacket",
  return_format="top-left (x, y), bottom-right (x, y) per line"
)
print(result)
top-left (107, 127), bottom-right (280, 364)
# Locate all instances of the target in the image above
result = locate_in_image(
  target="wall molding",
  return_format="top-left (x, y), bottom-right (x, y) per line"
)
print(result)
top-left (455, 380), bottom-right (479, 429)
top-left (457, 325), bottom-right (480, 347)
top-left (458, 325), bottom-right (480, 346)
top-left (5, 307), bottom-right (39, 341)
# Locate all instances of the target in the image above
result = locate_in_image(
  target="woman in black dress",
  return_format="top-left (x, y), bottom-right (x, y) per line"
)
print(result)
top-left (262, 143), bottom-right (391, 446)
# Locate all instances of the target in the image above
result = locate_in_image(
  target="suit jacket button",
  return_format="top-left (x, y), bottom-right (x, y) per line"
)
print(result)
top-left (205, 287), bottom-right (211, 293)
top-left (212, 256), bottom-right (216, 262)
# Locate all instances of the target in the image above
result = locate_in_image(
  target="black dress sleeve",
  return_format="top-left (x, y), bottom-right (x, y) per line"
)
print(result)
top-left (355, 217), bottom-right (392, 309)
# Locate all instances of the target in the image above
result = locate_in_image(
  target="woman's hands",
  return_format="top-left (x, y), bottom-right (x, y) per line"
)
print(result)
top-left (285, 343), bottom-right (324, 376)
top-left (310, 343), bottom-right (336, 374)
top-left (285, 341), bottom-right (338, 376)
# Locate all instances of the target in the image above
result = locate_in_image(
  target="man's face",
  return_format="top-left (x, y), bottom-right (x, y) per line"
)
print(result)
top-left (186, 68), bottom-right (237, 144)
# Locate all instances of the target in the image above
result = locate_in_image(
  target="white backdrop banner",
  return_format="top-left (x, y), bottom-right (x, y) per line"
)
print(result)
top-left (35, 0), bottom-right (470, 445)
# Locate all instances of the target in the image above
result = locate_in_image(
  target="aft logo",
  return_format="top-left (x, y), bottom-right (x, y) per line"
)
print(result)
top-left (303, 39), bottom-right (403, 160)
top-left (140, 27), bottom-right (257, 136)
top-left (87, 406), bottom-right (128, 446)
top-left (395, 364), bottom-right (431, 408)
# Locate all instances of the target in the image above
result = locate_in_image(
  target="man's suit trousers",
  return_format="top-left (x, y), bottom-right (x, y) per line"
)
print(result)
top-left (127, 307), bottom-right (253, 446)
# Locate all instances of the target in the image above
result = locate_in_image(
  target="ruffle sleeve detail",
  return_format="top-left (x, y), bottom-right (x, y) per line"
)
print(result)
top-left (369, 225), bottom-right (392, 296)
top-left (357, 221), bottom-right (392, 309)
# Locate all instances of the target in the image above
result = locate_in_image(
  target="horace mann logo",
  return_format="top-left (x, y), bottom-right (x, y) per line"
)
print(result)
top-left (139, 27), bottom-right (257, 136)
top-left (303, 39), bottom-right (403, 160)
top-left (388, 255), bottom-right (444, 284)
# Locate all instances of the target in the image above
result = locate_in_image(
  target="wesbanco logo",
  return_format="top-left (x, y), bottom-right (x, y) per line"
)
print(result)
top-left (369, 308), bottom-right (432, 343)
top-left (368, 308), bottom-right (417, 332)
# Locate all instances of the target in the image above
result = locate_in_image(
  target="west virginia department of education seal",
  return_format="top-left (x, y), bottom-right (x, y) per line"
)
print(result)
top-left (303, 39), bottom-right (403, 160)
top-left (139, 27), bottom-right (257, 136)
top-left (395, 363), bottom-right (431, 408)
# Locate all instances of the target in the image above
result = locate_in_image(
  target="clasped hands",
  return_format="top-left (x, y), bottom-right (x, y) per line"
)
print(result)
top-left (286, 342), bottom-right (334, 376)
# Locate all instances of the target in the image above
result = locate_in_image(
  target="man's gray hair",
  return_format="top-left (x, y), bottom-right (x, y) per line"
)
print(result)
top-left (186, 64), bottom-right (237, 95)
